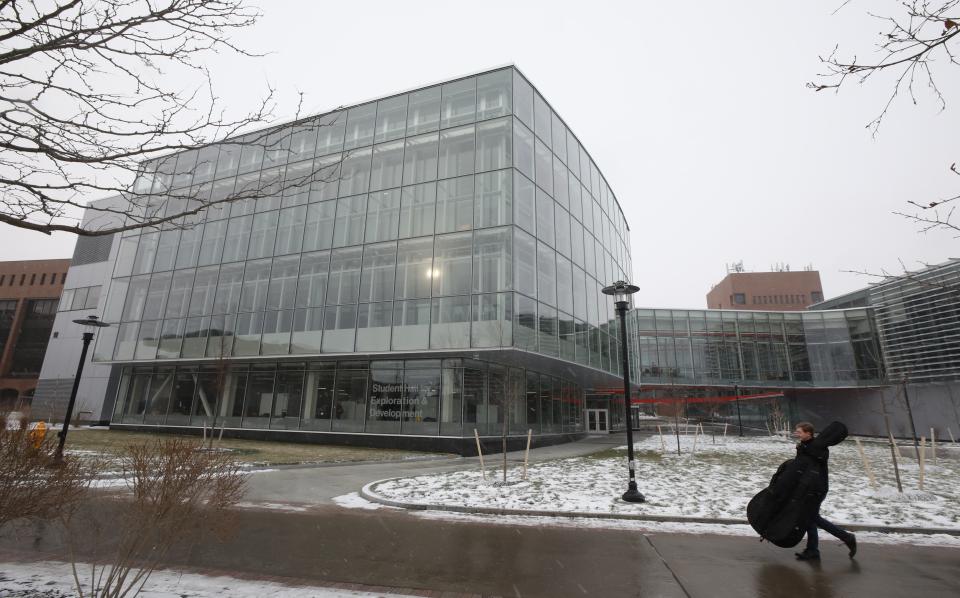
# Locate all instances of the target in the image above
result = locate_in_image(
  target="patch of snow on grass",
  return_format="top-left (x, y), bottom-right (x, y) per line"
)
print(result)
top-left (373, 435), bottom-right (960, 530)
top-left (333, 492), bottom-right (392, 510)
top-left (0, 559), bottom-right (407, 597)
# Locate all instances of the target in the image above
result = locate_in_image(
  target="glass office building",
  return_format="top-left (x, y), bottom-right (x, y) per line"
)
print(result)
top-left (628, 308), bottom-right (884, 387)
top-left (97, 67), bottom-right (635, 450)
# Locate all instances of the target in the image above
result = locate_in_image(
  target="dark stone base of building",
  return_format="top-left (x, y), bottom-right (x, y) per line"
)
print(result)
top-left (109, 423), bottom-right (586, 456)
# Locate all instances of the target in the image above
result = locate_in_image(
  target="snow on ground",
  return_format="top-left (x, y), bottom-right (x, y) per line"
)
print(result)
top-left (372, 435), bottom-right (960, 530)
top-left (0, 560), bottom-right (406, 597)
top-left (333, 492), bottom-right (395, 510)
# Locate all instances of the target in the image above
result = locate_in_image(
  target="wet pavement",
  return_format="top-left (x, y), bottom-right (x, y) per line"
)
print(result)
top-left (5, 434), bottom-right (959, 597)
top-left (6, 504), bottom-right (959, 597)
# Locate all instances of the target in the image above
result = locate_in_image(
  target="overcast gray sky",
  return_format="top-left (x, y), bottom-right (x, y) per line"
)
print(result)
top-left (1, 0), bottom-right (956, 308)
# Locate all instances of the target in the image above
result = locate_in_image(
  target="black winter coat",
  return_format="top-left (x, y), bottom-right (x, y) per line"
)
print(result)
top-left (746, 422), bottom-right (848, 547)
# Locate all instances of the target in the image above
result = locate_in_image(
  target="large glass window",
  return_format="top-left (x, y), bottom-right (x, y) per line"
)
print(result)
top-left (403, 133), bottom-right (439, 185)
top-left (556, 255), bottom-right (574, 316)
top-left (338, 147), bottom-right (372, 197)
top-left (395, 237), bottom-right (433, 299)
top-left (440, 365), bottom-right (462, 436)
top-left (514, 228), bottom-right (536, 297)
top-left (301, 364), bottom-right (335, 429)
top-left (473, 227), bottom-right (511, 293)
top-left (513, 120), bottom-right (535, 181)
top-left (364, 189), bottom-right (401, 243)
top-left (435, 175), bottom-right (474, 233)
top-left (132, 232), bottom-right (158, 274)
top-left (553, 157), bottom-right (569, 210)
top-left (154, 230), bottom-right (180, 272)
top-left (221, 216), bottom-right (252, 263)
top-left (197, 219), bottom-right (226, 266)
top-left (291, 307), bottom-right (324, 354)
top-left (175, 225), bottom-right (203, 269)
top-left (135, 320), bottom-right (161, 360)
top-left (275, 205), bottom-right (307, 255)
top-left (534, 139), bottom-right (553, 196)
top-left (370, 140), bottom-right (404, 191)
top-left (438, 124), bottom-right (475, 179)
top-left (188, 266), bottom-right (218, 317)
top-left (296, 251), bottom-right (330, 308)
top-left (477, 69), bottom-right (511, 120)
top-left (271, 364), bottom-right (304, 428)
top-left (514, 172), bottom-right (536, 234)
top-left (343, 103), bottom-right (376, 150)
top-left (239, 258), bottom-right (271, 313)
top-left (356, 302), bottom-right (393, 352)
top-left (302, 200), bottom-right (336, 252)
top-left (165, 269), bottom-right (195, 319)
top-left (264, 255), bottom-right (300, 309)
top-left (392, 299), bottom-right (430, 350)
top-left (536, 242), bottom-right (556, 306)
top-left (375, 95), bottom-right (408, 143)
top-left (514, 293), bottom-right (537, 352)
top-left (142, 272), bottom-right (171, 320)
top-left (538, 303), bottom-right (559, 357)
top-left (213, 262), bottom-right (243, 314)
top-left (241, 365), bottom-right (273, 428)
top-left (536, 189), bottom-right (555, 247)
top-left (533, 93), bottom-right (552, 146)
top-left (366, 364), bottom-right (402, 434)
top-left (398, 182), bottom-right (436, 239)
top-left (430, 296), bottom-right (470, 349)
top-left (121, 275), bottom-right (150, 321)
top-left (432, 232), bottom-right (472, 296)
top-left (401, 365), bottom-right (441, 435)
top-left (326, 246), bottom-right (363, 305)
top-left (332, 194), bottom-right (367, 248)
top-left (359, 242), bottom-right (397, 303)
top-left (310, 153), bottom-right (342, 201)
top-left (261, 309), bottom-right (293, 356)
top-left (476, 117), bottom-right (511, 173)
top-left (332, 366), bottom-right (367, 432)
top-left (555, 207), bottom-right (572, 258)
top-left (322, 305), bottom-right (356, 352)
top-left (407, 87), bottom-right (440, 135)
top-left (512, 70), bottom-right (533, 129)
top-left (440, 78), bottom-right (476, 128)
top-left (472, 293), bottom-right (512, 348)
top-left (247, 210), bottom-right (279, 260)
top-left (475, 170), bottom-right (511, 229)
top-left (315, 112), bottom-right (346, 156)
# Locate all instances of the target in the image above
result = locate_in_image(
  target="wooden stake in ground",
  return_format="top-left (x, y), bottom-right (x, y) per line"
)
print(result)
top-left (202, 421), bottom-right (207, 444)
top-left (948, 427), bottom-right (957, 444)
top-left (854, 438), bottom-right (877, 489)
top-left (218, 424), bottom-right (225, 443)
top-left (930, 427), bottom-right (936, 465)
top-left (880, 397), bottom-right (903, 493)
top-left (918, 436), bottom-right (926, 491)
top-left (522, 429), bottom-right (532, 480)
top-left (692, 425), bottom-right (699, 453)
top-left (657, 425), bottom-right (666, 452)
top-left (474, 429), bottom-right (486, 480)
top-left (723, 423), bottom-right (728, 438)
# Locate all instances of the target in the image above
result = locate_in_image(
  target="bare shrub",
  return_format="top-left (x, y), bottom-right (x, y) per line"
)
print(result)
top-left (0, 415), bottom-right (94, 529)
top-left (70, 438), bottom-right (246, 598)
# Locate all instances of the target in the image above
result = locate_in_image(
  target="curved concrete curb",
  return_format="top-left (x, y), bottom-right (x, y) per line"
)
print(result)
top-left (360, 478), bottom-right (960, 537)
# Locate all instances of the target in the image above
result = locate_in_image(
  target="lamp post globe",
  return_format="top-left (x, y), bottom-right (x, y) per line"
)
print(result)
top-left (54, 315), bottom-right (110, 463)
top-left (601, 281), bottom-right (644, 503)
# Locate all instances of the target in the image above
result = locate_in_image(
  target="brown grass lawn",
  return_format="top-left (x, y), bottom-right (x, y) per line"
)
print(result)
top-left (63, 428), bottom-right (444, 466)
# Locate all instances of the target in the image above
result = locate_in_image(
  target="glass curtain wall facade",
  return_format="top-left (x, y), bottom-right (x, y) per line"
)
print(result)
top-left (99, 67), bottom-right (631, 441)
top-left (628, 308), bottom-right (884, 387)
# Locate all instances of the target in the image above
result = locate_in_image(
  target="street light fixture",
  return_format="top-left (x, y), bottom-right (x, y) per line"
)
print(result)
top-left (602, 280), bottom-right (644, 503)
top-left (54, 315), bottom-right (110, 463)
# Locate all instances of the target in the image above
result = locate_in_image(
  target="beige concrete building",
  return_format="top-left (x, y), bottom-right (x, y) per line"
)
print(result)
top-left (706, 270), bottom-right (823, 311)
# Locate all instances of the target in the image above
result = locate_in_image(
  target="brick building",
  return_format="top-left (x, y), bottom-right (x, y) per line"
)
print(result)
top-left (0, 259), bottom-right (71, 410)
top-left (706, 270), bottom-right (824, 311)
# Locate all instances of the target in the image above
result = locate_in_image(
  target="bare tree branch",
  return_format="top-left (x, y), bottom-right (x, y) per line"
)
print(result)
top-left (0, 0), bottom-right (342, 236)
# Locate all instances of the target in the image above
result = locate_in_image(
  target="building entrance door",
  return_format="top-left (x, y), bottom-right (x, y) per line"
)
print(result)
top-left (586, 409), bottom-right (608, 434)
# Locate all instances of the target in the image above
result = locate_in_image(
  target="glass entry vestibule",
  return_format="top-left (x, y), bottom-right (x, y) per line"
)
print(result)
top-left (585, 408), bottom-right (608, 433)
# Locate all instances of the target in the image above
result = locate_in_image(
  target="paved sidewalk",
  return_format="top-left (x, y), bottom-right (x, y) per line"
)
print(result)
top-left (243, 433), bottom-right (622, 505)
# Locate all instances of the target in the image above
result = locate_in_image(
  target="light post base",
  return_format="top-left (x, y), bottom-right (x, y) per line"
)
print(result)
top-left (622, 483), bottom-right (645, 503)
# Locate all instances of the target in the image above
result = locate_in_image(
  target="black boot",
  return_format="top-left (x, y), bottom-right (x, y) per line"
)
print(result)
top-left (795, 549), bottom-right (821, 561)
top-left (844, 533), bottom-right (857, 558)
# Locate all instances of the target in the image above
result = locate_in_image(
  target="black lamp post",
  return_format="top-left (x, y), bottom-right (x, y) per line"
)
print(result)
top-left (602, 280), bottom-right (644, 503)
top-left (54, 315), bottom-right (110, 463)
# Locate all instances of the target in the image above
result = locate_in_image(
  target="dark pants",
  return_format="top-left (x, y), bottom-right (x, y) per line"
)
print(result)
top-left (806, 513), bottom-right (850, 552)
